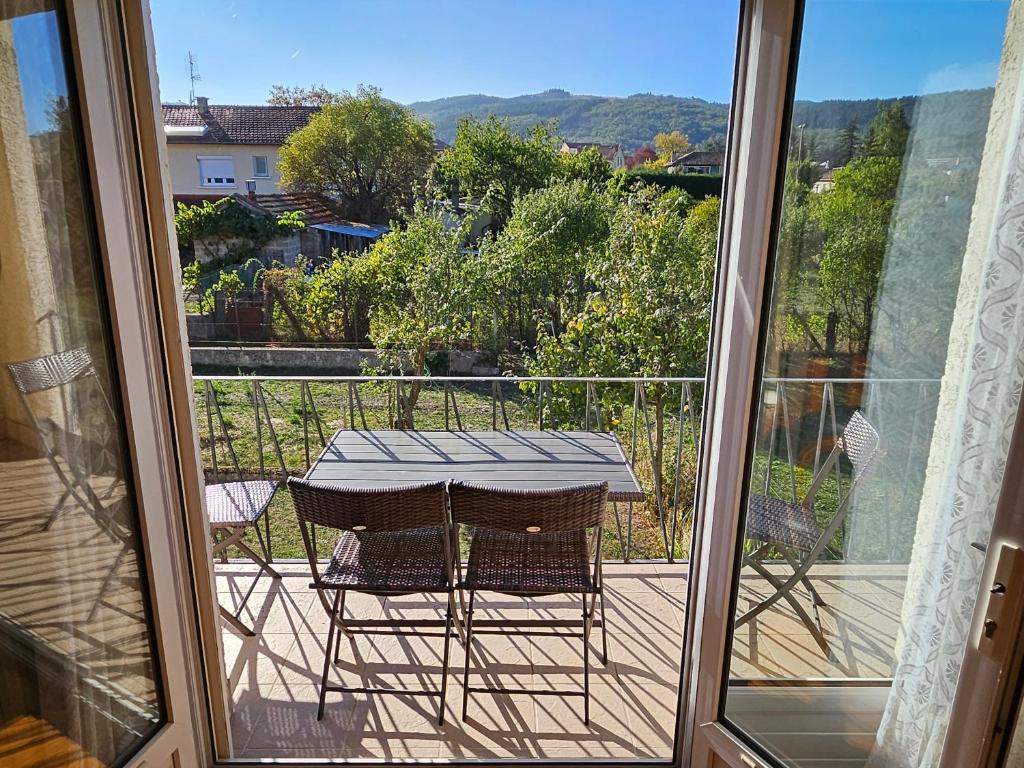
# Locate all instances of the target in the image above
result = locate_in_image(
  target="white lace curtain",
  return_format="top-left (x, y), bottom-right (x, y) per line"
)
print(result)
top-left (868, 44), bottom-right (1024, 767)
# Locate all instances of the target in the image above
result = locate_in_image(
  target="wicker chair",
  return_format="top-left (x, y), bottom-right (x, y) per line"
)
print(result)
top-left (287, 478), bottom-right (457, 725)
top-left (739, 410), bottom-right (880, 657)
top-left (202, 382), bottom-right (281, 636)
top-left (448, 480), bottom-right (609, 725)
top-left (7, 348), bottom-right (133, 622)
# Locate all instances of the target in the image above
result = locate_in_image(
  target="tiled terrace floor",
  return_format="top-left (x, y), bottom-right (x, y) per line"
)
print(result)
top-left (217, 560), bottom-right (907, 760)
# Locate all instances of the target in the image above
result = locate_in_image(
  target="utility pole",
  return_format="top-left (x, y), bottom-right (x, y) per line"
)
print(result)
top-left (188, 51), bottom-right (201, 105)
top-left (797, 123), bottom-right (806, 161)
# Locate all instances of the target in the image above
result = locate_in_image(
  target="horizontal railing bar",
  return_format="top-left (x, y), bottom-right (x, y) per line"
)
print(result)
top-left (194, 373), bottom-right (940, 384)
top-left (193, 374), bottom-right (705, 383)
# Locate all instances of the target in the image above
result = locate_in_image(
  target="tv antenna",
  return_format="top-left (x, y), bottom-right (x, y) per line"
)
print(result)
top-left (188, 51), bottom-right (201, 104)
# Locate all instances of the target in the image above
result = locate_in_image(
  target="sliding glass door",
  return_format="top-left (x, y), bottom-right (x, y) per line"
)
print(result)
top-left (691, 1), bottom-right (1024, 766)
top-left (0, 1), bottom-right (202, 765)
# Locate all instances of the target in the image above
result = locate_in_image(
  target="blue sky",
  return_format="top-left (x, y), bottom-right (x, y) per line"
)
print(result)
top-left (149, 0), bottom-right (1009, 106)
top-left (12, 10), bottom-right (67, 134)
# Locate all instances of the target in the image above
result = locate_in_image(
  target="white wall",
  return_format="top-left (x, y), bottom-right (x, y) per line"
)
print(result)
top-left (165, 143), bottom-right (283, 196)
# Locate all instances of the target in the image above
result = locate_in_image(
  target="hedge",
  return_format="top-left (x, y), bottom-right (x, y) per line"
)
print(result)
top-left (627, 171), bottom-right (723, 199)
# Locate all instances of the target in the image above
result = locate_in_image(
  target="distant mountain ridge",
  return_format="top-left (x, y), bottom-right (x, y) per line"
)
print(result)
top-left (408, 88), bottom-right (994, 157)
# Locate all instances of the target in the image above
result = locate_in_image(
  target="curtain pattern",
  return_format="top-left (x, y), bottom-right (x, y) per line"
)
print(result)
top-left (869, 76), bottom-right (1024, 767)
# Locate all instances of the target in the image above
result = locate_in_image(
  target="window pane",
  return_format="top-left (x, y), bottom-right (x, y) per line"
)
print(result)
top-left (722, 2), bottom-right (1016, 766)
top-left (0, 2), bottom-right (164, 765)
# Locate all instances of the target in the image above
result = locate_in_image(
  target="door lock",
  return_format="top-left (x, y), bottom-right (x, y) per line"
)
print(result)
top-left (979, 544), bottom-right (1024, 659)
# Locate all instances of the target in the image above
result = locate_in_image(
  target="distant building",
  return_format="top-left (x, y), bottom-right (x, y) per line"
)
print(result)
top-left (162, 97), bottom-right (318, 202)
top-left (812, 166), bottom-right (838, 193)
top-left (560, 141), bottom-right (626, 170)
top-left (665, 150), bottom-right (724, 175)
top-left (187, 191), bottom-right (386, 267)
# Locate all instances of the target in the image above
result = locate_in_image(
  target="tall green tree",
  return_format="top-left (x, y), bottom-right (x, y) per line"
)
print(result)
top-left (810, 156), bottom-right (900, 354)
top-left (864, 103), bottom-right (910, 159)
top-left (361, 204), bottom-right (481, 426)
top-left (278, 86), bottom-right (435, 223)
top-left (435, 115), bottom-right (560, 231)
top-left (481, 179), bottom-right (612, 352)
top-left (531, 189), bottom-right (715, 492)
top-left (557, 146), bottom-right (612, 184)
top-left (837, 119), bottom-right (860, 166)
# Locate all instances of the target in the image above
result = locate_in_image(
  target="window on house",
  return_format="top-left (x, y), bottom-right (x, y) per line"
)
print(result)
top-left (197, 156), bottom-right (236, 187)
top-left (253, 155), bottom-right (269, 177)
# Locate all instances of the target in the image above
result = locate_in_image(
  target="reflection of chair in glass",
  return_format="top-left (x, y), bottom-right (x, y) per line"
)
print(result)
top-left (202, 383), bottom-right (281, 637)
top-left (739, 410), bottom-right (880, 657)
top-left (287, 478), bottom-right (457, 724)
top-left (449, 480), bottom-right (609, 725)
top-left (6, 347), bottom-right (132, 621)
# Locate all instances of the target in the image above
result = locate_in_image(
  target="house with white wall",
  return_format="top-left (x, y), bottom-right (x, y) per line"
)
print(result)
top-left (161, 97), bottom-right (317, 204)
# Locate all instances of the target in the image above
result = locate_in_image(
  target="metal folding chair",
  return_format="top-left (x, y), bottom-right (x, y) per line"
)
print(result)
top-left (202, 381), bottom-right (281, 636)
top-left (448, 480), bottom-right (609, 725)
top-left (7, 348), bottom-right (133, 622)
top-left (287, 478), bottom-right (458, 725)
top-left (739, 410), bottom-right (880, 657)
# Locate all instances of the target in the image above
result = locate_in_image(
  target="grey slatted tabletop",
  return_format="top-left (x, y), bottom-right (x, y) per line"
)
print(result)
top-left (304, 430), bottom-right (644, 502)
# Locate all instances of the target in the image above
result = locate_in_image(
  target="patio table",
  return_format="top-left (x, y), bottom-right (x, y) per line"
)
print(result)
top-left (304, 429), bottom-right (644, 501)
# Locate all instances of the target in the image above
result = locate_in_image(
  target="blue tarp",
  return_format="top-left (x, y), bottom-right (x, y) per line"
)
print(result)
top-left (310, 222), bottom-right (388, 240)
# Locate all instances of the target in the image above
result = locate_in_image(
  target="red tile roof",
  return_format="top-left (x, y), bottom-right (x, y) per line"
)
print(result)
top-left (235, 192), bottom-right (341, 225)
top-left (161, 103), bottom-right (319, 145)
top-left (563, 141), bottom-right (622, 161)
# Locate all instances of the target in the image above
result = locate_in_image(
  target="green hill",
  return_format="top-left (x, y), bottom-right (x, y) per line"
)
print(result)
top-left (408, 88), bottom-right (994, 160)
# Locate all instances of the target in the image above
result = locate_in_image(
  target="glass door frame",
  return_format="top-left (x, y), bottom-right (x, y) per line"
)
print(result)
top-left (58, 0), bottom-right (209, 764)
top-left (681, 1), bottom-right (1024, 767)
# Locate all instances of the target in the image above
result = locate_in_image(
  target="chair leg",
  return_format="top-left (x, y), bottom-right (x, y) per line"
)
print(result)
top-left (598, 588), bottom-right (609, 665)
top-left (43, 489), bottom-right (71, 531)
top-left (461, 591), bottom-right (476, 721)
top-left (439, 594), bottom-right (454, 725)
top-left (582, 593), bottom-right (590, 725)
top-left (235, 538), bottom-right (282, 580)
top-left (741, 554), bottom-right (834, 660)
top-left (333, 590), bottom-right (347, 664)
top-left (318, 590), bottom-right (341, 721)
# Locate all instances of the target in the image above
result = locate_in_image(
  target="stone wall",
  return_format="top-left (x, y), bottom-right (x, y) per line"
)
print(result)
top-left (189, 346), bottom-right (499, 376)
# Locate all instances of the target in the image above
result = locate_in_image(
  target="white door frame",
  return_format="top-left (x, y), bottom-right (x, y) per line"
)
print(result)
top-left (63, 0), bottom-right (212, 764)
top-left (683, 1), bottom-right (1024, 767)
top-left (679, 0), bottom-right (799, 765)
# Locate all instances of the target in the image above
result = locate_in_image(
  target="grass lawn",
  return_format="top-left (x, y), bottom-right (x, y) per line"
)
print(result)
top-left (197, 378), bottom-right (701, 561)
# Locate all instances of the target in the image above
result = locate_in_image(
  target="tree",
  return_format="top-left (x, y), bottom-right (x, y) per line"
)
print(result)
top-left (531, 187), bottom-right (714, 498)
top-left (434, 115), bottom-right (560, 231)
top-left (278, 86), bottom-right (435, 223)
top-left (654, 130), bottom-right (690, 162)
top-left (810, 156), bottom-right (900, 354)
top-left (837, 119), bottom-right (860, 166)
top-left (267, 84), bottom-right (336, 106)
top-left (626, 146), bottom-right (658, 169)
top-left (362, 204), bottom-right (481, 426)
top-left (864, 103), bottom-right (909, 159)
top-left (558, 146), bottom-right (611, 184)
top-left (697, 134), bottom-right (727, 153)
top-left (481, 179), bottom-right (612, 352)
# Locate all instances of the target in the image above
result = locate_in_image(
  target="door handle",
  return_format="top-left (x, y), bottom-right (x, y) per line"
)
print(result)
top-left (978, 543), bottom-right (1024, 659)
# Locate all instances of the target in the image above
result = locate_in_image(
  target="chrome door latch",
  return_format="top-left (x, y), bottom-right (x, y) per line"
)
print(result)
top-left (979, 543), bottom-right (1024, 659)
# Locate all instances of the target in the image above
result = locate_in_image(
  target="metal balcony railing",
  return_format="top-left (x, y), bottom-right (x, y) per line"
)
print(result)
top-left (192, 374), bottom-right (940, 563)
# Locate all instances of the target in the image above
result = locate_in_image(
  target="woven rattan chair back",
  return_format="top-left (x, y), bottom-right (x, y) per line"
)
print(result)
top-left (287, 478), bottom-right (449, 533)
top-left (6, 347), bottom-right (115, 487)
top-left (448, 480), bottom-right (608, 534)
top-left (7, 347), bottom-right (97, 394)
top-left (840, 410), bottom-right (880, 479)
